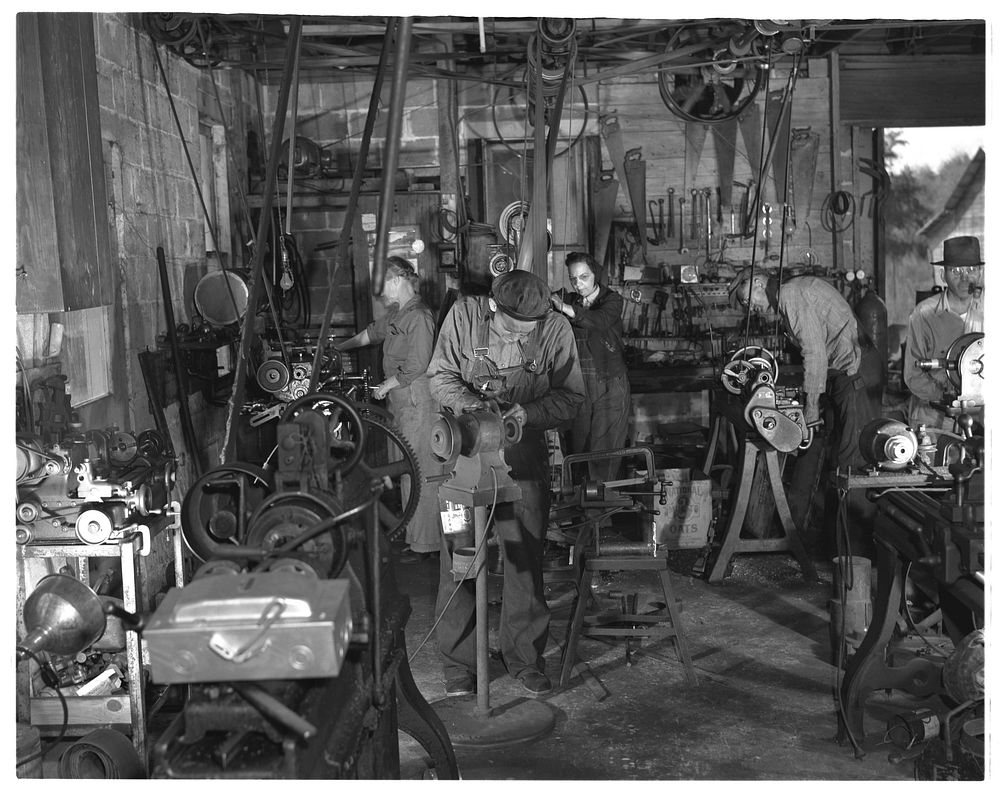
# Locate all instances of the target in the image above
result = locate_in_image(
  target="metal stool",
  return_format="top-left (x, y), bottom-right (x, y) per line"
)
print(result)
top-left (558, 535), bottom-right (698, 688)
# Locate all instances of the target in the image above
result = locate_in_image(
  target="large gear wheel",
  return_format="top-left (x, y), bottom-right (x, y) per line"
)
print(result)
top-left (344, 413), bottom-right (422, 543)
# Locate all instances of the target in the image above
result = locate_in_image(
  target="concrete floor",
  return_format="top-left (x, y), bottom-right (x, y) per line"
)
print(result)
top-left (395, 546), bottom-right (918, 781)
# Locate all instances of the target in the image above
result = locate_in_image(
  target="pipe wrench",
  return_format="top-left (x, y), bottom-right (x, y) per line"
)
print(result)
top-left (666, 188), bottom-right (675, 238)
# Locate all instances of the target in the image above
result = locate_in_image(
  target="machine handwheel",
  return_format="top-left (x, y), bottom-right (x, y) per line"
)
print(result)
top-left (282, 392), bottom-right (366, 473)
top-left (721, 359), bottom-right (753, 395)
top-left (943, 332), bottom-right (985, 391)
top-left (181, 464), bottom-right (275, 562)
top-left (658, 23), bottom-right (764, 124)
top-left (345, 414), bottom-right (422, 543)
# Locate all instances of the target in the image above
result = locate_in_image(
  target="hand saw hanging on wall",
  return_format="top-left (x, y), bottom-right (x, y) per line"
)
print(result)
top-left (623, 148), bottom-right (648, 262)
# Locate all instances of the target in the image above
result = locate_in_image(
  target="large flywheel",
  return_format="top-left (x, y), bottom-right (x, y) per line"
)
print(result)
top-left (344, 413), bottom-right (422, 543)
top-left (658, 22), bottom-right (764, 123)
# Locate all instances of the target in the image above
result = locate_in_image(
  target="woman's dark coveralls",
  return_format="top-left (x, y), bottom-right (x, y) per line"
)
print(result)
top-left (562, 285), bottom-right (630, 482)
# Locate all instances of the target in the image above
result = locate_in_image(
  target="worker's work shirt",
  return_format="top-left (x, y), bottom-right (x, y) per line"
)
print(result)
top-left (903, 291), bottom-right (967, 428)
top-left (428, 295), bottom-right (585, 480)
top-left (775, 276), bottom-right (862, 400)
top-left (367, 296), bottom-right (435, 387)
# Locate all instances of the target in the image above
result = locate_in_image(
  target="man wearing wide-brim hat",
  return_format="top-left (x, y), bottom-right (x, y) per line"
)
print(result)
top-left (903, 235), bottom-right (985, 429)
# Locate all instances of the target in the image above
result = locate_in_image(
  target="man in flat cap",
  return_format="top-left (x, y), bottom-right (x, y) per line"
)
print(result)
top-left (427, 269), bottom-right (585, 696)
top-left (904, 235), bottom-right (985, 429)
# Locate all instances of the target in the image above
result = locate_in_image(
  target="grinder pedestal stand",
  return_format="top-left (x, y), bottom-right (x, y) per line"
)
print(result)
top-left (430, 435), bottom-right (555, 748)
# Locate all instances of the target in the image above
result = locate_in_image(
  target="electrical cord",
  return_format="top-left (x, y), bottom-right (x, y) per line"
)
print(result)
top-left (15, 650), bottom-right (68, 768)
top-left (407, 467), bottom-right (502, 663)
top-left (901, 562), bottom-right (950, 659)
top-left (820, 191), bottom-right (856, 233)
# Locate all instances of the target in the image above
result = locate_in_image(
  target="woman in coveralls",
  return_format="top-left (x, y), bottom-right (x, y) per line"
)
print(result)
top-left (335, 256), bottom-right (442, 559)
top-left (550, 251), bottom-right (630, 483)
top-left (427, 269), bottom-right (585, 696)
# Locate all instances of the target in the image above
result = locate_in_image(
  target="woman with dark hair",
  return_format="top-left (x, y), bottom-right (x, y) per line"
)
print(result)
top-left (335, 256), bottom-right (442, 560)
top-left (550, 251), bottom-right (630, 482)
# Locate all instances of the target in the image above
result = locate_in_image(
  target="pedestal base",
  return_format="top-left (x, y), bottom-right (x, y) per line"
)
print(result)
top-left (432, 697), bottom-right (555, 748)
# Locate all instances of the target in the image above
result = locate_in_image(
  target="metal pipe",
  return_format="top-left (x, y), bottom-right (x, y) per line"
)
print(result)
top-left (371, 17), bottom-right (414, 297)
top-left (473, 504), bottom-right (492, 715)
top-left (307, 22), bottom-right (395, 391)
top-left (284, 33), bottom-right (302, 233)
top-left (156, 247), bottom-right (202, 477)
top-left (370, 493), bottom-right (384, 706)
top-left (221, 17), bottom-right (303, 463)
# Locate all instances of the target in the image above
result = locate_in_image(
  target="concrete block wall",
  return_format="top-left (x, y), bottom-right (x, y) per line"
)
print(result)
top-left (93, 13), bottom-right (253, 492)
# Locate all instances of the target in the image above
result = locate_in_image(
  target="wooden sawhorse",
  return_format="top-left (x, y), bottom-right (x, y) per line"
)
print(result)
top-left (703, 410), bottom-right (818, 583)
top-left (558, 553), bottom-right (698, 688)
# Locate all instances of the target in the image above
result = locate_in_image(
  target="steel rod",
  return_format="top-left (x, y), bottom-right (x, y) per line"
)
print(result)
top-left (474, 504), bottom-right (491, 714)
top-left (371, 17), bottom-right (414, 297)
top-left (307, 21), bottom-right (395, 390)
top-left (221, 17), bottom-right (302, 464)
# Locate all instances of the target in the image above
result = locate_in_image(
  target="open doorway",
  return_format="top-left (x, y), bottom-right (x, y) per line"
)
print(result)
top-left (878, 126), bottom-right (984, 402)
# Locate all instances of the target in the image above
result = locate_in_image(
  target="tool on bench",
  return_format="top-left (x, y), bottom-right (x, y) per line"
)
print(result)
top-left (651, 290), bottom-right (669, 336)
top-left (666, 188), bottom-right (675, 238)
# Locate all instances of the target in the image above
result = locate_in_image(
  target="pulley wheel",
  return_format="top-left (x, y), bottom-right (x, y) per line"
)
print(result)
top-left (657, 22), bottom-right (764, 124)
top-left (498, 201), bottom-right (531, 244)
top-left (489, 252), bottom-right (513, 277)
top-left (282, 392), bottom-right (366, 473)
top-left (257, 359), bottom-right (291, 393)
top-left (245, 491), bottom-right (350, 578)
top-left (136, 429), bottom-right (168, 459)
top-left (107, 432), bottom-right (138, 467)
top-left (180, 464), bottom-right (274, 562)
top-left (430, 412), bottom-right (462, 466)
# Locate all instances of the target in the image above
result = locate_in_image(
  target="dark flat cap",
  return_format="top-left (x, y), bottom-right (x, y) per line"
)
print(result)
top-left (492, 269), bottom-right (551, 321)
top-left (933, 236), bottom-right (984, 267)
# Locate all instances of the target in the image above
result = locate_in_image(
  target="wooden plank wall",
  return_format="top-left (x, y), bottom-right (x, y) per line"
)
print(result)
top-left (15, 15), bottom-right (63, 314)
top-left (594, 59), bottom-right (842, 276)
